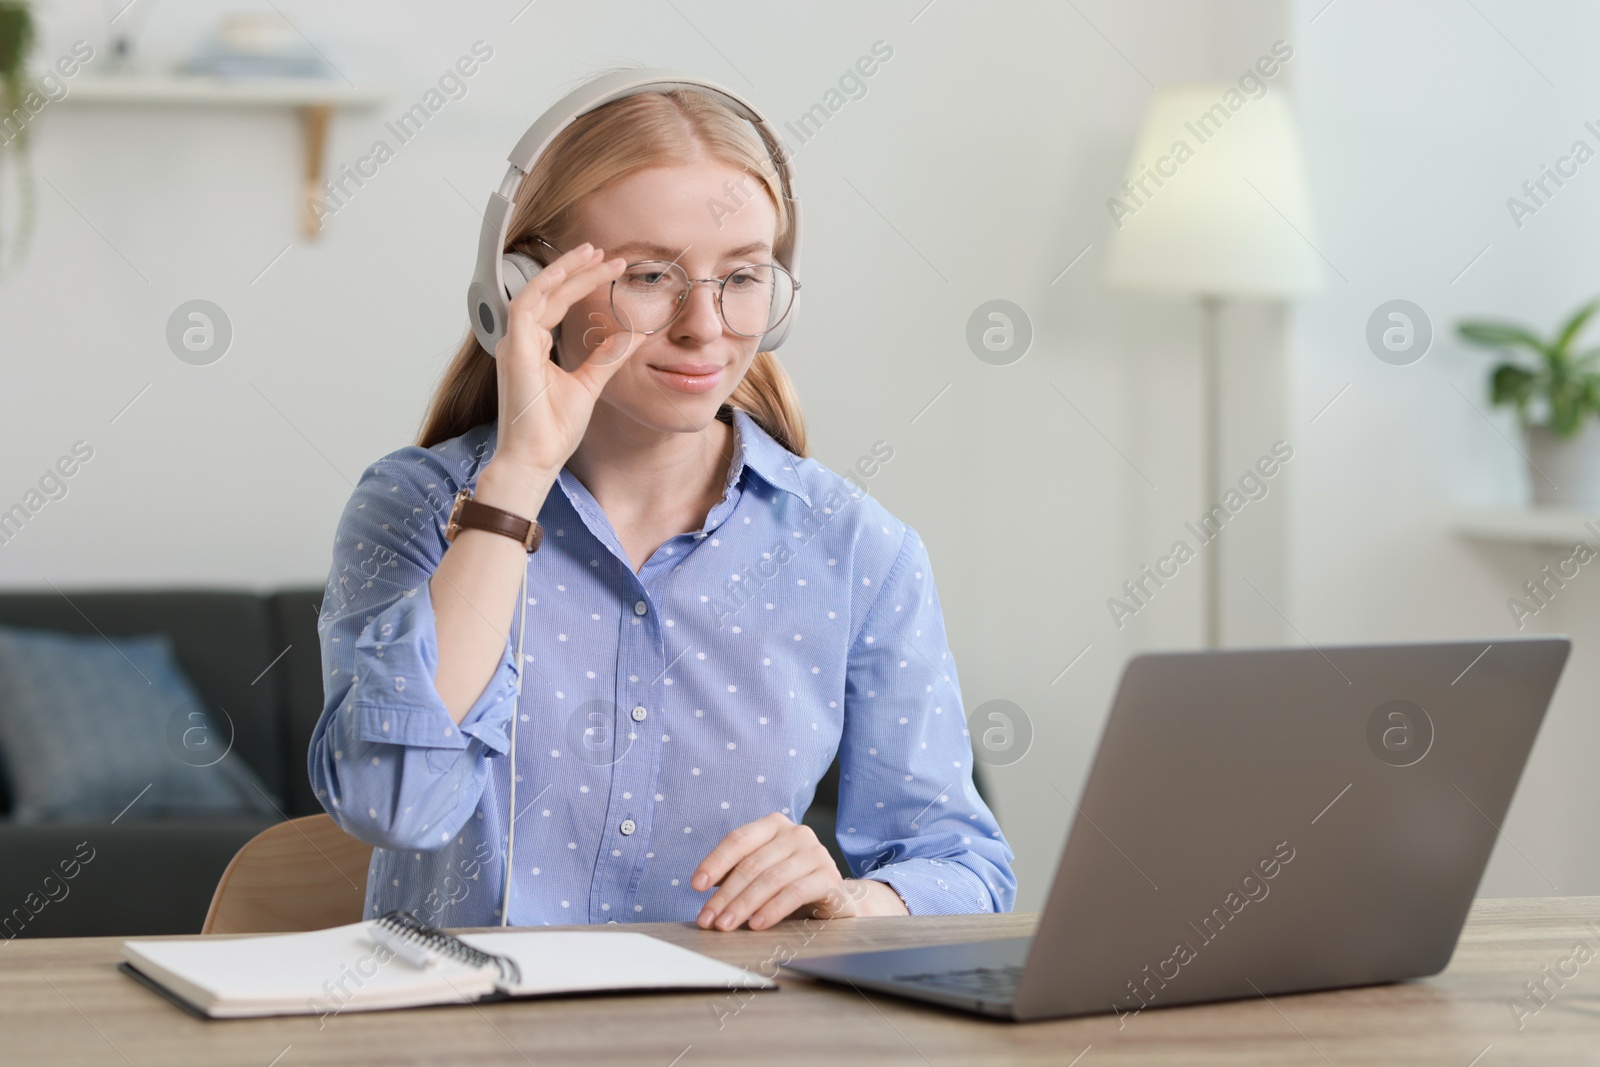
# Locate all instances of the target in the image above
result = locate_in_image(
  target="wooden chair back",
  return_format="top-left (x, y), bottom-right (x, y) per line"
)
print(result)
top-left (202, 814), bottom-right (373, 935)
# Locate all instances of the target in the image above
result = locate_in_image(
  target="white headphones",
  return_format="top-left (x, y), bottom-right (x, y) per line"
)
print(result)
top-left (479, 69), bottom-right (802, 926)
top-left (466, 67), bottom-right (804, 359)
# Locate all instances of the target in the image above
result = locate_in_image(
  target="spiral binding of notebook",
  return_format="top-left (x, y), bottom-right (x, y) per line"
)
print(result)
top-left (373, 910), bottom-right (523, 987)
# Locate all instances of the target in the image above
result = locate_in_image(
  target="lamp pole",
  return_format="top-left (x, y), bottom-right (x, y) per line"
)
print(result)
top-left (1103, 90), bottom-right (1320, 649)
top-left (1200, 294), bottom-right (1222, 649)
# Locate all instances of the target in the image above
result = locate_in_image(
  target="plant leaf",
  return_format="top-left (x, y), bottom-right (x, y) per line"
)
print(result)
top-left (1548, 374), bottom-right (1595, 437)
top-left (1572, 346), bottom-right (1600, 370)
top-left (1458, 320), bottom-right (1549, 354)
top-left (1553, 298), bottom-right (1600, 356)
top-left (1490, 363), bottom-right (1537, 408)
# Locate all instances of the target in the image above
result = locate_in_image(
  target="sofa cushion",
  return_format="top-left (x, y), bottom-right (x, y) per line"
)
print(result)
top-left (0, 590), bottom-right (289, 808)
top-left (0, 625), bottom-right (279, 822)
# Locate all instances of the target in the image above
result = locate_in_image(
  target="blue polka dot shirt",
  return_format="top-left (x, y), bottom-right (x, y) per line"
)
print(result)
top-left (309, 405), bottom-right (1016, 926)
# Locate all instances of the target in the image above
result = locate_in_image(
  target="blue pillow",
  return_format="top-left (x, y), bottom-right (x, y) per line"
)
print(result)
top-left (0, 625), bottom-right (280, 823)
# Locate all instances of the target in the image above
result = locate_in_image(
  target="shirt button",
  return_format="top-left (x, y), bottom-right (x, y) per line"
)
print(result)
top-left (620, 818), bottom-right (636, 835)
top-left (631, 705), bottom-right (647, 722)
top-left (607, 919), bottom-right (618, 925)
top-left (634, 600), bottom-right (648, 616)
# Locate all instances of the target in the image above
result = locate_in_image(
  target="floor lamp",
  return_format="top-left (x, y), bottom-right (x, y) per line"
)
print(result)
top-left (1105, 85), bottom-right (1321, 647)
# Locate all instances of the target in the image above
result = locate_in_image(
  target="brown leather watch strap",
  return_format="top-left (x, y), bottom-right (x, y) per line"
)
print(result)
top-left (444, 487), bottom-right (543, 552)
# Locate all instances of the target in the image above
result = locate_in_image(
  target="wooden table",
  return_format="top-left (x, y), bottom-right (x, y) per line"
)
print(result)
top-left (4, 896), bottom-right (1599, 1066)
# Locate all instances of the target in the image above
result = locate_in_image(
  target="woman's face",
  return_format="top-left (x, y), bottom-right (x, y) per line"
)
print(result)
top-left (549, 159), bottom-right (781, 435)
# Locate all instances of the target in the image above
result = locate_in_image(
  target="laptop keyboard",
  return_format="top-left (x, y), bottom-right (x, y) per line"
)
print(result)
top-left (890, 964), bottom-right (1024, 1000)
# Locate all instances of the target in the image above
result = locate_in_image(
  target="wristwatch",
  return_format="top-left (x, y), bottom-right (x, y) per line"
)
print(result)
top-left (444, 487), bottom-right (543, 552)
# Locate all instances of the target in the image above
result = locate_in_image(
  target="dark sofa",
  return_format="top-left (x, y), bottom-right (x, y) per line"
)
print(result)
top-left (0, 586), bottom-right (987, 937)
top-left (0, 588), bottom-right (327, 938)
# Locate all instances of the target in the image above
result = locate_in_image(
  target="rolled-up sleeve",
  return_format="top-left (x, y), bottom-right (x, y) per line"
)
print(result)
top-left (309, 446), bottom-right (522, 851)
top-left (835, 525), bottom-right (1018, 915)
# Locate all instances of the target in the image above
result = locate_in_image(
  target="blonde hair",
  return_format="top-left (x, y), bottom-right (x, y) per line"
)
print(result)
top-left (416, 67), bottom-right (806, 457)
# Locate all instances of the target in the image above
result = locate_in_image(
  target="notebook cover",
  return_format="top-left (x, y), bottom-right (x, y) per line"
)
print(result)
top-left (118, 962), bottom-right (216, 1022)
top-left (118, 959), bottom-right (515, 1019)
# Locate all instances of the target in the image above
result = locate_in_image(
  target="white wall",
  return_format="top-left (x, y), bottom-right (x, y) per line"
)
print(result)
top-left (1289, 0), bottom-right (1600, 895)
top-left (8, 0), bottom-right (1585, 911)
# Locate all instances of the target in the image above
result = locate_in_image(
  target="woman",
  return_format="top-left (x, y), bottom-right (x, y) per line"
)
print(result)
top-left (309, 73), bottom-right (1016, 932)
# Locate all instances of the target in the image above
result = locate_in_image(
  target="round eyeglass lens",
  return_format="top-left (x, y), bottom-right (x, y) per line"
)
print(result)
top-left (611, 261), bottom-right (795, 337)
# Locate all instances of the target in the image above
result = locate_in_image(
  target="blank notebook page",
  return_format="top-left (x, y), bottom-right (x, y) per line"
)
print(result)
top-left (457, 930), bottom-right (776, 995)
top-left (123, 922), bottom-right (497, 1016)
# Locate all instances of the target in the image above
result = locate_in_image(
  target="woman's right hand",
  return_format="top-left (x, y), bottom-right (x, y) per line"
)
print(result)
top-left (490, 241), bottom-right (640, 477)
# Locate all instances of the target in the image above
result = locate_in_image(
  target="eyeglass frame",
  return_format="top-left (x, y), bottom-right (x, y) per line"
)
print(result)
top-left (526, 234), bottom-right (801, 338)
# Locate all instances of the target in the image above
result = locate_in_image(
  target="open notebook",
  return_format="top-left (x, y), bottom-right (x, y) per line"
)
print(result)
top-left (121, 910), bottom-right (776, 1019)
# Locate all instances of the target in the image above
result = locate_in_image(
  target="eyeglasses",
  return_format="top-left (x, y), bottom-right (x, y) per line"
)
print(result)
top-left (527, 235), bottom-right (799, 339)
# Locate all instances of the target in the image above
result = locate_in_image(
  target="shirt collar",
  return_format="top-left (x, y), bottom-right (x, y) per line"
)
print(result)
top-left (486, 405), bottom-right (811, 510)
top-left (724, 406), bottom-right (812, 508)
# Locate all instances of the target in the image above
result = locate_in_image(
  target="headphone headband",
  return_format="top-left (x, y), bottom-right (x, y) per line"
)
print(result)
top-left (467, 67), bottom-right (803, 357)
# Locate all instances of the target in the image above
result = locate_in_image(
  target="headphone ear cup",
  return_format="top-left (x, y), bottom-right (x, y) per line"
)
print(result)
top-left (501, 251), bottom-right (542, 301)
top-left (759, 287), bottom-right (798, 351)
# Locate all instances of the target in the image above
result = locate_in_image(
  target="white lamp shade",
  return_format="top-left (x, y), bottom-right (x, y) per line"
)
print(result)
top-left (1104, 84), bottom-right (1321, 298)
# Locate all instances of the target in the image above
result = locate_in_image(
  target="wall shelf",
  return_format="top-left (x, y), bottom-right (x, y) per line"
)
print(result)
top-left (62, 76), bottom-right (388, 238)
top-left (1453, 506), bottom-right (1600, 547)
top-left (64, 76), bottom-right (386, 108)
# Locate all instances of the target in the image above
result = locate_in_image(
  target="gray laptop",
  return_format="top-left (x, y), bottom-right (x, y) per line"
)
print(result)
top-left (783, 637), bottom-right (1570, 1021)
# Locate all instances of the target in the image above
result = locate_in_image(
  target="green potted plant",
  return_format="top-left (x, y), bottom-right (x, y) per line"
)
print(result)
top-left (1458, 297), bottom-right (1600, 508)
top-left (0, 0), bottom-right (36, 275)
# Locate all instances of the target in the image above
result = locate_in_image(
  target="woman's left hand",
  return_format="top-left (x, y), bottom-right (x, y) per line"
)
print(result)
top-left (691, 812), bottom-right (909, 930)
